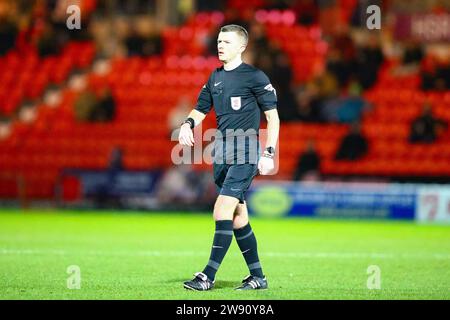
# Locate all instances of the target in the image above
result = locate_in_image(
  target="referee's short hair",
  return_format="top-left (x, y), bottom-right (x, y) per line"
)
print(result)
top-left (220, 24), bottom-right (248, 46)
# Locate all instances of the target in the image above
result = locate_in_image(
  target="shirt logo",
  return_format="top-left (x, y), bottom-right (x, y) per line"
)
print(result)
top-left (264, 84), bottom-right (277, 97)
top-left (230, 97), bottom-right (242, 111)
top-left (214, 81), bottom-right (222, 87)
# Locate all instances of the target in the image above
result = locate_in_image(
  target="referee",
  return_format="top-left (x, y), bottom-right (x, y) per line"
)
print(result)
top-left (179, 24), bottom-right (280, 291)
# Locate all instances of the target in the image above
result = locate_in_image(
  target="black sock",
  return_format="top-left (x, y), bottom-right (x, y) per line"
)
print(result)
top-left (234, 223), bottom-right (264, 278)
top-left (202, 220), bottom-right (233, 281)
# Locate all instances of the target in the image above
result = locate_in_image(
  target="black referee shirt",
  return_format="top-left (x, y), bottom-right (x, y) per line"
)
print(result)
top-left (195, 62), bottom-right (278, 138)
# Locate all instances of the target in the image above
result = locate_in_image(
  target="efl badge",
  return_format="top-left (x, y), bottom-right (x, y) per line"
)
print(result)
top-left (230, 97), bottom-right (241, 110)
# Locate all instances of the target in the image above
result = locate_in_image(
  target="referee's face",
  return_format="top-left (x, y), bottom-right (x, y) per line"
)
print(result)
top-left (217, 31), bottom-right (246, 63)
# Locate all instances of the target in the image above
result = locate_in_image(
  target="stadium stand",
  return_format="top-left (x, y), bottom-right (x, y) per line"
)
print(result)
top-left (0, 1), bottom-right (449, 202)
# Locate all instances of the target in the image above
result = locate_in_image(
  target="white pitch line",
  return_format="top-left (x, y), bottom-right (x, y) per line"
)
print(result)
top-left (0, 248), bottom-right (449, 260)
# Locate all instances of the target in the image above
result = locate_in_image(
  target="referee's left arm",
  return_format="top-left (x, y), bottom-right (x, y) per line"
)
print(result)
top-left (264, 109), bottom-right (280, 152)
top-left (252, 70), bottom-right (279, 174)
top-left (252, 71), bottom-right (279, 152)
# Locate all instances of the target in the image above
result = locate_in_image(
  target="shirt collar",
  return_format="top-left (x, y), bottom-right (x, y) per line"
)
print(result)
top-left (224, 57), bottom-right (243, 71)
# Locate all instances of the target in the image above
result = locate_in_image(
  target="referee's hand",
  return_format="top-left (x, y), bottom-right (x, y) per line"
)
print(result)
top-left (258, 156), bottom-right (274, 175)
top-left (178, 123), bottom-right (195, 146)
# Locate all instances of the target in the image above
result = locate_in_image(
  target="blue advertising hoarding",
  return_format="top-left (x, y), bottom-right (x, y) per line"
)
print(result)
top-left (62, 169), bottom-right (162, 197)
top-left (247, 181), bottom-right (418, 219)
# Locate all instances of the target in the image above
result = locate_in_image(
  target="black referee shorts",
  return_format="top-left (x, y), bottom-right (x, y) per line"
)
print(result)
top-left (213, 163), bottom-right (258, 204)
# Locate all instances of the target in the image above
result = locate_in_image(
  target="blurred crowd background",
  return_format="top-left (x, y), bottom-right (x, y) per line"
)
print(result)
top-left (0, 0), bottom-right (449, 210)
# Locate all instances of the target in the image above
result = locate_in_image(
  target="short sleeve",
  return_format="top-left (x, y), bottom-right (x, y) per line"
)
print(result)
top-left (251, 70), bottom-right (277, 111)
top-left (194, 74), bottom-right (213, 114)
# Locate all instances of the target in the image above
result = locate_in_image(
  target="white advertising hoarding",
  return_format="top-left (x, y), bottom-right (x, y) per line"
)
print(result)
top-left (416, 187), bottom-right (450, 223)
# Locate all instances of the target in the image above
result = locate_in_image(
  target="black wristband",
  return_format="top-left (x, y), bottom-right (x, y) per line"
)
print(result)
top-left (183, 117), bottom-right (195, 129)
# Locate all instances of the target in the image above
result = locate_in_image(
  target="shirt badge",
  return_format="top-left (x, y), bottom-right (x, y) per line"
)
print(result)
top-left (230, 97), bottom-right (242, 110)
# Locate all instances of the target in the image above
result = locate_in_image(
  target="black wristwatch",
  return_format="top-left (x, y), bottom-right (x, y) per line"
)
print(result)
top-left (182, 118), bottom-right (195, 129)
top-left (263, 147), bottom-right (275, 158)
top-left (265, 147), bottom-right (275, 154)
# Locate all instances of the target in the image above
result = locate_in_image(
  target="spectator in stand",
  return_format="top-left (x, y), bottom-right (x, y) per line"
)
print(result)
top-left (334, 78), bottom-right (370, 124)
top-left (402, 40), bottom-right (424, 66)
top-left (434, 62), bottom-right (450, 91)
top-left (326, 47), bottom-right (352, 89)
top-left (271, 50), bottom-right (294, 95)
top-left (0, 11), bottom-right (18, 55)
top-left (75, 84), bottom-right (116, 123)
top-left (335, 122), bottom-right (368, 160)
top-left (355, 34), bottom-right (384, 89)
top-left (313, 71), bottom-right (340, 122)
top-left (409, 103), bottom-right (448, 144)
top-left (268, 50), bottom-right (297, 121)
top-left (294, 85), bottom-right (323, 122)
top-left (141, 30), bottom-right (162, 56)
top-left (293, 139), bottom-right (321, 181)
top-left (315, 70), bottom-right (340, 99)
top-left (92, 86), bottom-right (116, 122)
top-left (421, 55), bottom-right (450, 91)
top-left (74, 87), bottom-right (98, 122)
top-left (331, 26), bottom-right (357, 67)
top-left (324, 27), bottom-right (384, 93)
top-left (36, 21), bottom-right (61, 56)
top-left (125, 26), bottom-right (145, 56)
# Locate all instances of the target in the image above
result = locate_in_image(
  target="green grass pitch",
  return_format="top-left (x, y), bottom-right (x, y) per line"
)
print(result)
top-left (0, 209), bottom-right (449, 300)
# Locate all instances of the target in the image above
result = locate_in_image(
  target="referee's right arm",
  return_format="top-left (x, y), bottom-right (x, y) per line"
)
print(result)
top-left (178, 79), bottom-right (212, 146)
